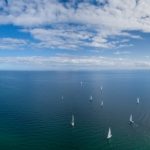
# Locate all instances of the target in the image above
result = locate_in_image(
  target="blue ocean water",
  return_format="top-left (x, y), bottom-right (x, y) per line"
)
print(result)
top-left (0, 71), bottom-right (150, 150)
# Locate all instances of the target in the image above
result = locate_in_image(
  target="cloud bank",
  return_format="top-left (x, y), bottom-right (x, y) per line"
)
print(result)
top-left (0, 56), bottom-right (149, 70)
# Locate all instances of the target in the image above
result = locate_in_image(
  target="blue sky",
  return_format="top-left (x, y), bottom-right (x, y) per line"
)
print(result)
top-left (0, 0), bottom-right (150, 70)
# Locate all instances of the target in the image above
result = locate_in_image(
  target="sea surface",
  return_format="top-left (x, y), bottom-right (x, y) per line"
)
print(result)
top-left (0, 70), bottom-right (150, 150)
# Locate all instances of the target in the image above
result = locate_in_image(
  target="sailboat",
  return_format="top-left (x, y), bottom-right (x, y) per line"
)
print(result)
top-left (89, 96), bottom-right (93, 101)
top-left (80, 81), bottom-right (83, 87)
top-left (107, 127), bottom-right (112, 139)
top-left (101, 101), bottom-right (104, 107)
top-left (100, 86), bottom-right (103, 91)
top-left (61, 96), bottom-right (64, 100)
top-left (71, 115), bottom-right (75, 127)
top-left (129, 114), bottom-right (134, 124)
top-left (137, 97), bottom-right (140, 104)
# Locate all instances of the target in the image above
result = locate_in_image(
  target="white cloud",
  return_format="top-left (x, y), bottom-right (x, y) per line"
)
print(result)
top-left (23, 26), bottom-right (134, 50)
top-left (27, 27), bottom-right (118, 50)
top-left (0, 38), bottom-right (28, 50)
top-left (114, 50), bottom-right (131, 55)
top-left (145, 55), bottom-right (150, 59)
top-left (0, 0), bottom-right (150, 50)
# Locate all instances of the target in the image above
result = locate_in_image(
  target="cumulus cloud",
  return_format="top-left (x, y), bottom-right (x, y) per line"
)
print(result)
top-left (1, 0), bottom-right (150, 31)
top-left (27, 27), bottom-right (127, 50)
top-left (0, 0), bottom-right (150, 50)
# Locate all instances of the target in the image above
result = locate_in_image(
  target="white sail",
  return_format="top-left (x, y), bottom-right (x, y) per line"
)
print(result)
top-left (61, 96), bottom-right (64, 100)
top-left (89, 96), bottom-right (93, 101)
top-left (101, 101), bottom-right (104, 107)
top-left (100, 86), bottom-right (103, 91)
top-left (71, 115), bottom-right (75, 127)
top-left (137, 97), bottom-right (140, 104)
top-left (80, 81), bottom-right (83, 86)
top-left (107, 128), bottom-right (112, 139)
top-left (129, 114), bottom-right (134, 123)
